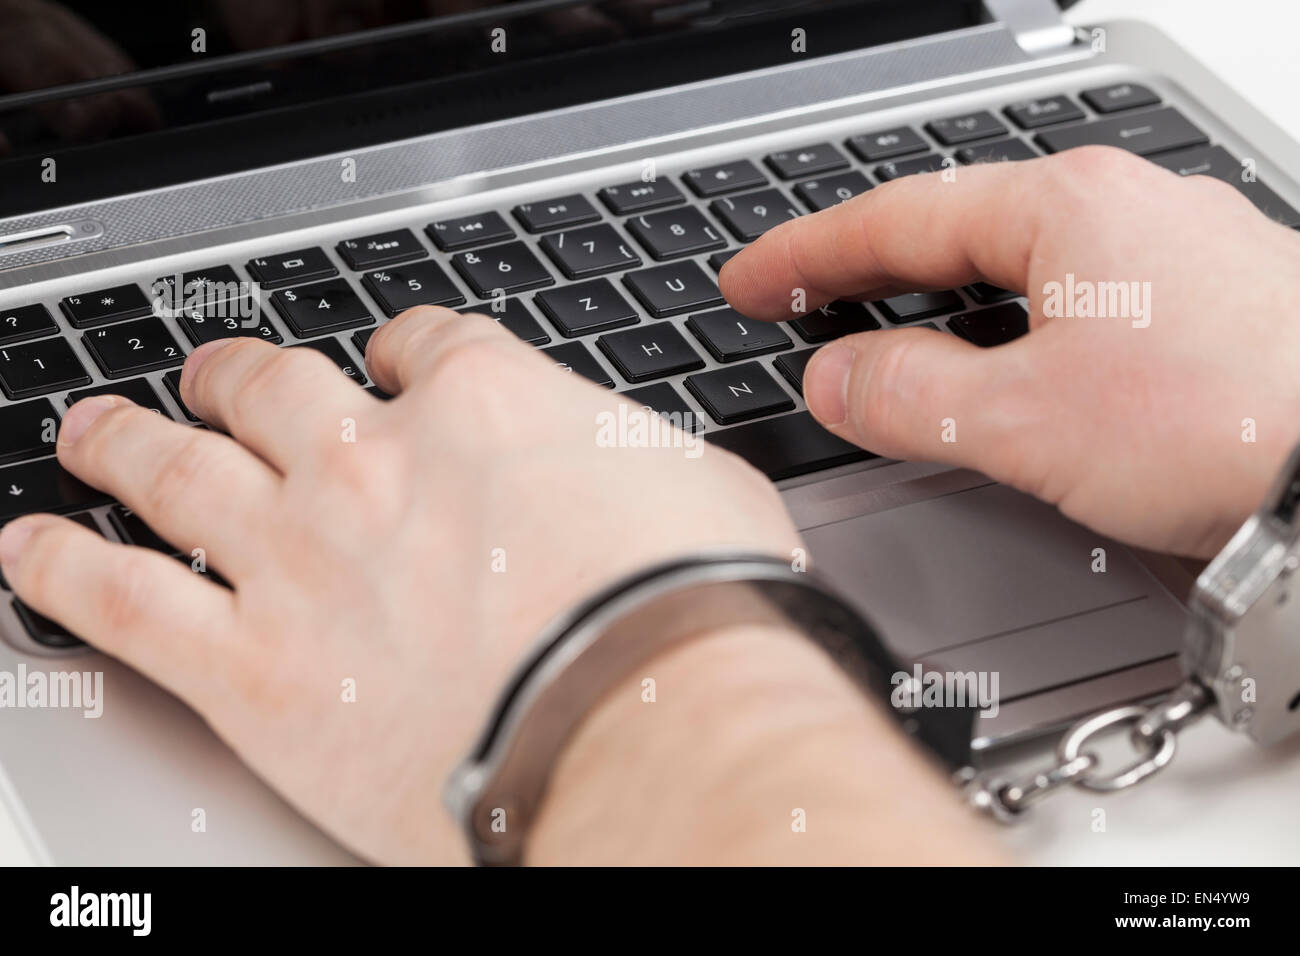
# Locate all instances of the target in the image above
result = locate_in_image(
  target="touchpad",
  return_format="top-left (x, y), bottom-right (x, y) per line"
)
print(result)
top-left (800, 483), bottom-right (1186, 699)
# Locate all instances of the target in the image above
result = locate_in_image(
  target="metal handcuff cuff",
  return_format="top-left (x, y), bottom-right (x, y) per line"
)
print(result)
top-left (443, 552), bottom-right (974, 865)
top-left (965, 439), bottom-right (1300, 821)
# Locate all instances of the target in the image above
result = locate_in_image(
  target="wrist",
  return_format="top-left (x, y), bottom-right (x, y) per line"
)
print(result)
top-left (527, 621), bottom-right (1004, 865)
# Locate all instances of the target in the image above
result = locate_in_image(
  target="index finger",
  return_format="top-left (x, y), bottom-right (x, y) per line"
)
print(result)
top-left (718, 153), bottom-right (1062, 321)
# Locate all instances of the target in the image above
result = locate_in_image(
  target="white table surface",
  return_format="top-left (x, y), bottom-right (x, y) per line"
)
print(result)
top-left (3, 0), bottom-right (1297, 866)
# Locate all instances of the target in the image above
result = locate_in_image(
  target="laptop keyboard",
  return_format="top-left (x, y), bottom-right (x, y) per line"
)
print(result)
top-left (3, 80), bottom-right (1300, 648)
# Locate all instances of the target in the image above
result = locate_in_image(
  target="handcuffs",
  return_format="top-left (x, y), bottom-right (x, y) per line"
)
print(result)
top-left (446, 443), bottom-right (1300, 861)
top-left (965, 439), bottom-right (1300, 821)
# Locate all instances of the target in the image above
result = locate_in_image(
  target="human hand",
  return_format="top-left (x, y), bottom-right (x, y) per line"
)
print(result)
top-left (0, 308), bottom-right (805, 864)
top-left (721, 145), bottom-right (1300, 557)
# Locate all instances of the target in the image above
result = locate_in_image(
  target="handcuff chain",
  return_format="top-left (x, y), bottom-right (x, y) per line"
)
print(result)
top-left (962, 681), bottom-right (1215, 822)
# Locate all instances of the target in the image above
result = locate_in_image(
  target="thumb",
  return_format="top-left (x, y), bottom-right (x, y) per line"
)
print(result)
top-left (802, 327), bottom-right (1031, 470)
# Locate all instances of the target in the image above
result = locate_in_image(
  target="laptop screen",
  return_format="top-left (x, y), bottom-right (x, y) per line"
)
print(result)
top-left (0, 0), bottom-right (981, 217)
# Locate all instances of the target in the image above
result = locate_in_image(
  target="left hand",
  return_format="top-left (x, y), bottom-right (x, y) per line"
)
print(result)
top-left (0, 305), bottom-right (803, 864)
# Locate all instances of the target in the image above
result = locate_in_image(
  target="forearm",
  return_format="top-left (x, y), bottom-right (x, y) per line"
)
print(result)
top-left (528, 623), bottom-right (1008, 865)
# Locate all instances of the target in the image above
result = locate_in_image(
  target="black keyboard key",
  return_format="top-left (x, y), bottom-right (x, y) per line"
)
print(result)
top-left (13, 599), bottom-right (82, 648)
top-left (0, 456), bottom-right (111, 524)
top-left (272, 279), bottom-right (374, 337)
top-left (598, 324), bottom-right (704, 383)
top-left (0, 399), bottom-right (59, 465)
top-left (83, 317), bottom-right (185, 378)
top-left (457, 299), bottom-right (551, 346)
top-left (68, 379), bottom-right (168, 417)
top-left (876, 291), bottom-right (963, 323)
top-left (1081, 83), bottom-right (1160, 114)
top-left (513, 194), bottom-right (600, 233)
top-left (290, 337), bottom-right (367, 385)
top-left (0, 305), bottom-right (58, 346)
top-left (707, 411), bottom-right (873, 480)
top-left (245, 248), bottom-right (337, 290)
top-left (927, 110), bottom-right (1007, 146)
top-left (108, 505), bottom-right (175, 555)
top-left (623, 261), bottom-right (724, 317)
top-left (1148, 144), bottom-right (1300, 228)
top-left (337, 229), bottom-right (426, 270)
top-left (774, 348), bottom-right (819, 395)
top-left (708, 250), bottom-right (740, 272)
top-left (365, 385), bottom-right (393, 401)
top-left (966, 283), bottom-right (1019, 305)
top-left (765, 143), bottom-right (849, 179)
top-left (1004, 95), bottom-right (1085, 129)
top-left (956, 138), bottom-right (1038, 165)
top-left (874, 154), bottom-right (949, 182)
top-left (59, 284), bottom-right (153, 329)
top-left (794, 171), bottom-right (872, 211)
top-left (847, 127), bottom-right (928, 162)
top-left (684, 362), bottom-right (794, 425)
top-left (539, 223), bottom-right (641, 279)
top-left (708, 189), bottom-right (800, 242)
top-left (451, 241), bottom-right (555, 297)
top-left (683, 159), bottom-right (767, 197)
top-left (1036, 106), bottom-right (1207, 158)
top-left (152, 265), bottom-right (243, 311)
top-left (534, 279), bottom-right (639, 338)
top-left (0, 338), bottom-right (90, 398)
top-left (620, 383), bottom-right (702, 432)
top-left (626, 207), bottom-right (725, 260)
top-left (177, 298), bottom-right (282, 347)
top-left (362, 261), bottom-right (466, 317)
top-left (426, 211), bottom-right (514, 251)
top-left (948, 302), bottom-right (1030, 347)
top-left (352, 329), bottom-right (374, 354)
top-left (598, 179), bottom-right (685, 215)
top-left (686, 308), bottom-right (792, 362)
top-left (541, 341), bottom-right (613, 388)
top-left (162, 370), bottom-right (199, 421)
top-left (789, 301), bottom-right (880, 342)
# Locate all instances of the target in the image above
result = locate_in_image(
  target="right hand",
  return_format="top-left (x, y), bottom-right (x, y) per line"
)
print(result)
top-left (721, 145), bottom-right (1300, 557)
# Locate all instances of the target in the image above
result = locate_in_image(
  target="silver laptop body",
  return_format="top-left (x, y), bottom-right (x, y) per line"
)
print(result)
top-left (2, 0), bottom-right (1297, 863)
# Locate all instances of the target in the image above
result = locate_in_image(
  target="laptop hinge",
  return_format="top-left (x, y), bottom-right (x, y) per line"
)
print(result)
top-left (982, 0), bottom-right (1078, 56)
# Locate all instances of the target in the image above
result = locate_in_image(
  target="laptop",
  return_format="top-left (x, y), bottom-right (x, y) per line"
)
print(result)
top-left (1, 0), bottom-right (1297, 865)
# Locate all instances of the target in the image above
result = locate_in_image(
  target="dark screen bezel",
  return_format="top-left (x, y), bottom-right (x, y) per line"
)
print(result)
top-left (0, 0), bottom-right (982, 218)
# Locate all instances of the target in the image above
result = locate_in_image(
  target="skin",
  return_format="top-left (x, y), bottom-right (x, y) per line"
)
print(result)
top-left (0, 145), bottom-right (1295, 864)
top-left (722, 145), bottom-right (1300, 558)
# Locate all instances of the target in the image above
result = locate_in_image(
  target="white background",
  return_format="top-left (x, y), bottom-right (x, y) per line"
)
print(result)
top-left (2, 0), bottom-right (1299, 866)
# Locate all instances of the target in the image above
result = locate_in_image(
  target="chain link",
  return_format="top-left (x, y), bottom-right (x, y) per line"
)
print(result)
top-left (962, 680), bottom-right (1215, 821)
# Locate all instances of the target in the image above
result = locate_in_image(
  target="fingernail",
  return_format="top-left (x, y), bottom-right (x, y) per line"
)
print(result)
top-left (804, 344), bottom-right (856, 426)
top-left (59, 395), bottom-right (124, 446)
top-left (0, 516), bottom-right (48, 568)
top-left (183, 339), bottom-right (236, 383)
